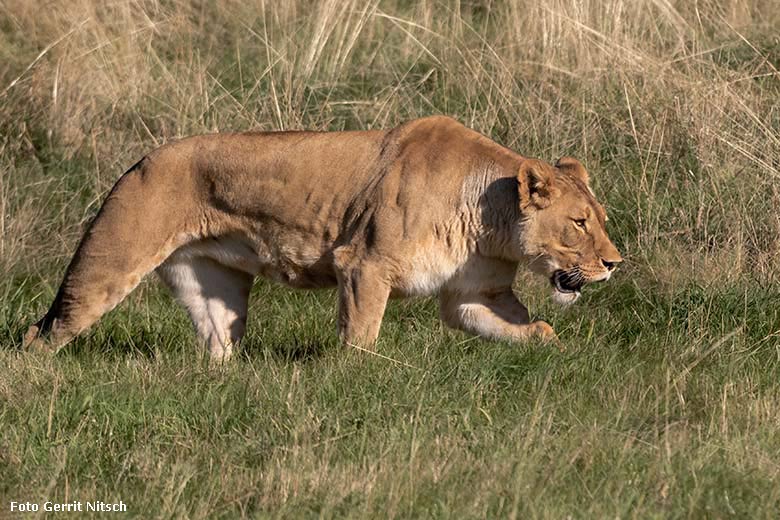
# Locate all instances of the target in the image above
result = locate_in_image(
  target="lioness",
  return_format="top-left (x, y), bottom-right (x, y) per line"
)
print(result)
top-left (24, 116), bottom-right (621, 360)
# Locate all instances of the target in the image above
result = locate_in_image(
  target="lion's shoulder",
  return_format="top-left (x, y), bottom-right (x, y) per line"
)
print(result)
top-left (393, 115), bottom-right (470, 141)
top-left (389, 116), bottom-right (522, 176)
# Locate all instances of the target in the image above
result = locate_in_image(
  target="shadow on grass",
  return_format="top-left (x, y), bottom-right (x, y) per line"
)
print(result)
top-left (59, 331), bottom-right (160, 361)
top-left (242, 336), bottom-right (330, 363)
top-left (4, 320), bottom-right (334, 365)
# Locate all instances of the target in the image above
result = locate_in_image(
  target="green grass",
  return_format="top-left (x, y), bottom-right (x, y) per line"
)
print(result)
top-left (3, 279), bottom-right (780, 518)
top-left (2, 0), bottom-right (780, 517)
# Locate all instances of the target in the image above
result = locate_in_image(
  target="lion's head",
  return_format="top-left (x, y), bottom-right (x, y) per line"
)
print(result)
top-left (514, 157), bottom-right (622, 305)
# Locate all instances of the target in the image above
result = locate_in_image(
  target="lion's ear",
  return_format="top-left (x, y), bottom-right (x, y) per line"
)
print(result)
top-left (518, 159), bottom-right (558, 209)
top-left (555, 156), bottom-right (589, 186)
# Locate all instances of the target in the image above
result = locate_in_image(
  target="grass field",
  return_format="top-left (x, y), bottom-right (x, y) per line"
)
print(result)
top-left (2, 0), bottom-right (780, 517)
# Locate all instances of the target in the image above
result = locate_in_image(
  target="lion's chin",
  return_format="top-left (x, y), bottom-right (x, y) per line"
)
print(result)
top-left (551, 288), bottom-right (581, 306)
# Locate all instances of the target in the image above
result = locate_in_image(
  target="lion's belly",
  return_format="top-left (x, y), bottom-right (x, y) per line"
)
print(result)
top-left (175, 233), bottom-right (337, 289)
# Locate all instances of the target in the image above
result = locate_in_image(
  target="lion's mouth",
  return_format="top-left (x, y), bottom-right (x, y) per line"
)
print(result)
top-left (551, 270), bottom-right (583, 295)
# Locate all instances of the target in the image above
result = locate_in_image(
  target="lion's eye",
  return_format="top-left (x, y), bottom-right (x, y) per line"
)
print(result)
top-left (574, 218), bottom-right (587, 230)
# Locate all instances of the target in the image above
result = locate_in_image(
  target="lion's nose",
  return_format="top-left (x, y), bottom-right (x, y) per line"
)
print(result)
top-left (601, 258), bottom-right (620, 271)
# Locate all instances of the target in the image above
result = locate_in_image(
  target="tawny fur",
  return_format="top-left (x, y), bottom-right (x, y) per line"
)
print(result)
top-left (23, 116), bottom-right (622, 359)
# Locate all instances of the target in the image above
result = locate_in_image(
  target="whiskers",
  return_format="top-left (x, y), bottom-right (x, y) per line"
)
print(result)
top-left (563, 266), bottom-right (587, 286)
top-left (572, 265), bottom-right (612, 283)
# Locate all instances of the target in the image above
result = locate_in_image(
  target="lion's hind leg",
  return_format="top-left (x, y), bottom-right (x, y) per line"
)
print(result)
top-left (157, 252), bottom-right (254, 362)
top-left (22, 159), bottom-right (193, 353)
top-left (23, 251), bottom-right (178, 354)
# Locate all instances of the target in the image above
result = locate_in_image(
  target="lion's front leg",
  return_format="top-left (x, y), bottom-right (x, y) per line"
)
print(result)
top-left (334, 252), bottom-right (392, 348)
top-left (439, 288), bottom-right (557, 343)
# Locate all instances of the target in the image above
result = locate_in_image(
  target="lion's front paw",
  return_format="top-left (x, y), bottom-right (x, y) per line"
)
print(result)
top-left (531, 320), bottom-right (555, 338)
top-left (531, 320), bottom-right (564, 351)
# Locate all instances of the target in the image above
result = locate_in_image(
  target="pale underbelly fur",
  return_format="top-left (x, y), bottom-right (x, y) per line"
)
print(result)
top-left (161, 235), bottom-right (486, 297)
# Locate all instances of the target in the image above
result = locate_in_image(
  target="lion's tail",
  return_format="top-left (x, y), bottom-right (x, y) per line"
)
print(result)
top-left (23, 154), bottom-right (201, 352)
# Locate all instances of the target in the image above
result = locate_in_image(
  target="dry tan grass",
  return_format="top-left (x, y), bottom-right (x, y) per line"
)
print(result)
top-left (1, 0), bottom-right (778, 282)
